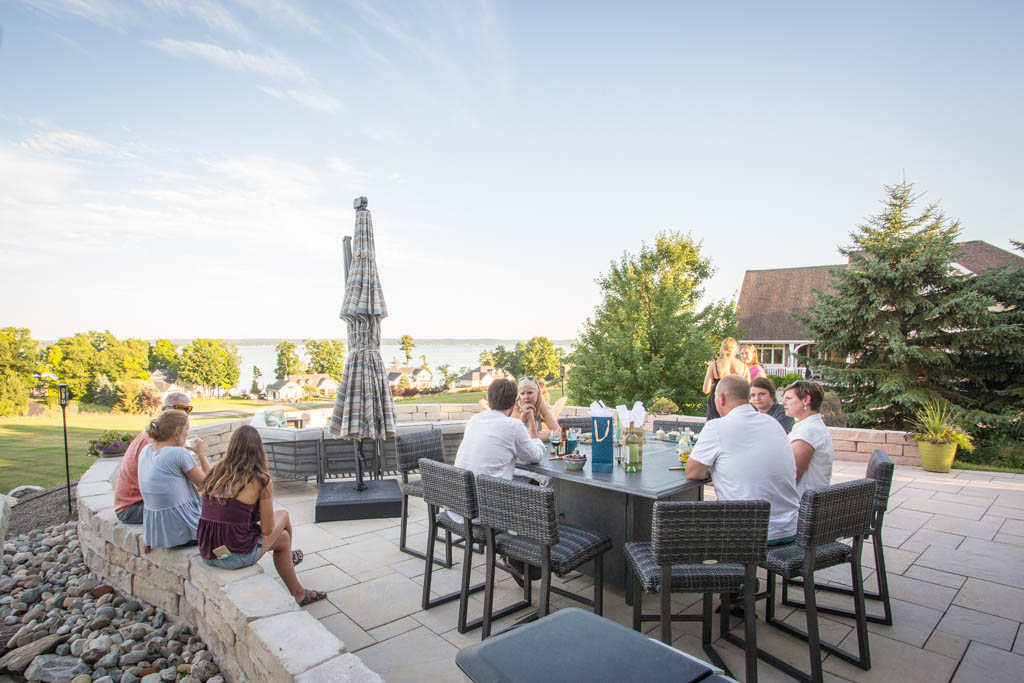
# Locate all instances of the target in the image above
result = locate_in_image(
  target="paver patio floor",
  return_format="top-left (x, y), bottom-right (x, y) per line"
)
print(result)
top-left (264, 462), bottom-right (1024, 682)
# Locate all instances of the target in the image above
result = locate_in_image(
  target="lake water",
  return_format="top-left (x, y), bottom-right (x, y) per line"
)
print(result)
top-left (235, 340), bottom-right (571, 393)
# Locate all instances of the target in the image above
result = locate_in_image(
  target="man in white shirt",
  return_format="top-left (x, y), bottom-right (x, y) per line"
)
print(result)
top-left (685, 375), bottom-right (799, 544)
top-left (449, 378), bottom-right (545, 525)
top-left (782, 380), bottom-right (835, 498)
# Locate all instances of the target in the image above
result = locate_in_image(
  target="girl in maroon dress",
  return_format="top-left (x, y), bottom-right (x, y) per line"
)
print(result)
top-left (198, 426), bottom-right (326, 606)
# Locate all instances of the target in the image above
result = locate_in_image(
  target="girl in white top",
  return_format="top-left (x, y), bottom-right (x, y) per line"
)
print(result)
top-left (781, 381), bottom-right (835, 497)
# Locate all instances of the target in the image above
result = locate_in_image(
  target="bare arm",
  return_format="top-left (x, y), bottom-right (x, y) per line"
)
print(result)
top-left (685, 458), bottom-right (710, 481)
top-left (792, 439), bottom-right (815, 482)
top-left (185, 463), bottom-right (207, 488)
top-left (258, 479), bottom-right (275, 536)
top-left (702, 361), bottom-right (716, 394)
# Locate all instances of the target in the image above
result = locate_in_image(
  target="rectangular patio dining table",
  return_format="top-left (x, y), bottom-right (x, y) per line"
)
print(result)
top-left (521, 433), bottom-right (707, 603)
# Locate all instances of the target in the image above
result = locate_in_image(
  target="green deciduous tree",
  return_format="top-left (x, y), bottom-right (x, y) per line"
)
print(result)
top-left (803, 181), bottom-right (996, 429)
top-left (45, 333), bottom-right (95, 400)
top-left (398, 335), bottom-right (416, 366)
top-left (435, 364), bottom-right (458, 389)
top-left (303, 339), bottom-right (346, 380)
top-left (569, 231), bottom-right (740, 411)
top-left (479, 349), bottom-right (495, 367)
top-left (397, 374), bottom-right (412, 389)
top-left (0, 327), bottom-right (40, 417)
top-left (149, 339), bottom-right (180, 372)
top-left (179, 339), bottom-right (241, 395)
top-left (250, 365), bottom-right (262, 395)
top-left (521, 336), bottom-right (560, 380)
top-left (491, 343), bottom-right (525, 378)
top-left (274, 341), bottom-right (304, 380)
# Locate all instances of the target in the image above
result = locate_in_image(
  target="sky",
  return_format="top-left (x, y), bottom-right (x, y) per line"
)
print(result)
top-left (1, 1), bottom-right (1020, 342)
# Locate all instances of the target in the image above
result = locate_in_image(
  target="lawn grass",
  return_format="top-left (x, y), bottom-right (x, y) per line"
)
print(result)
top-left (394, 387), bottom-right (566, 405)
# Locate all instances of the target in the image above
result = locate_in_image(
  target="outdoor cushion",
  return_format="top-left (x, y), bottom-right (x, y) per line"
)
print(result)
top-left (265, 410), bottom-right (286, 428)
top-left (495, 524), bottom-right (611, 577)
top-left (762, 540), bottom-right (852, 577)
top-left (436, 511), bottom-right (487, 544)
top-left (624, 541), bottom-right (746, 593)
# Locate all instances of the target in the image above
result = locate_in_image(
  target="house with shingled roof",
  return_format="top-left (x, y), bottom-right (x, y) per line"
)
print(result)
top-left (737, 240), bottom-right (1023, 376)
top-left (265, 373), bottom-right (339, 401)
top-left (386, 367), bottom-right (433, 390)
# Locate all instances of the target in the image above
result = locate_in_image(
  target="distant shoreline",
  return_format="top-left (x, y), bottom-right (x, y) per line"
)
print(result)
top-left (39, 337), bottom-right (577, 346)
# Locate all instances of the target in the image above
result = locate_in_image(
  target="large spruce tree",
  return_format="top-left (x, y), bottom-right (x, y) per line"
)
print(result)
top-left (803, 181), bottom-right (995, 430)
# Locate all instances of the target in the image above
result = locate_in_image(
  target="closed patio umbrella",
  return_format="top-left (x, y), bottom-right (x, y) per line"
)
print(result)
top-left (318, 197), bottom-right (403, 516)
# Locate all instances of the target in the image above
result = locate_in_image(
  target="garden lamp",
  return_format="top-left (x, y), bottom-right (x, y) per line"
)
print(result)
top-left (58, 384), bottom-right (72, 516)
top-left (560, 365), bottom-right (566, 396)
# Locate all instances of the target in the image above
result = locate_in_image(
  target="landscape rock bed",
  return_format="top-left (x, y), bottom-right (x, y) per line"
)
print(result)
top-left (0, 521), bottom-right (223, 683)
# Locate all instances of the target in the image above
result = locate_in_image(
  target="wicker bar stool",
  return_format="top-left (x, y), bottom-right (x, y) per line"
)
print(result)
top-left (653, 418), bottom-right (705, 434)
top-left (723, 478), bottom-right (877, 683)
top-left (418, 460), bottom-right (532, 633)
top-left (782, 449), bottom-right (895, 625)
top-left (556, 416), bottom-right (591, 433)
top-left (476, 474), bottom-right (612, 639)
top-left (396, 430), bottom-right (452, 567)
top-left (624, 500), bottom-right (769, 683)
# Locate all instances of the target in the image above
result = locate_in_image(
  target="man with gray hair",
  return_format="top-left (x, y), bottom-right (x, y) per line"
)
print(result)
top-left (685, 375), bottom-right (800, 544)
top-left (114, 392), bottom-right (201, 523)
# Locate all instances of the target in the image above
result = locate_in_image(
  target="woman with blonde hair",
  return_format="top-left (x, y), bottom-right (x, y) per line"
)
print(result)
top-left (138, 408), bottom-right (210, 549)
top-left (198, 426), bottom-right (326, 606)
top-left (740, 344), bottom-right (765, 380)
top-left (702, 337), bottom-right (750, 420)
top-left (513, 376), bottom-right (567, 435)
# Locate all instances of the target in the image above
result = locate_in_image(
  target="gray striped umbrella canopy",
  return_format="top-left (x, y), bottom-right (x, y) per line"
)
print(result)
top-left (329, 202), bottom-right (396, 440)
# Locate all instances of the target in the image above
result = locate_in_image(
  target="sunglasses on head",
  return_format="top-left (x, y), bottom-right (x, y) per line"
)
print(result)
top-left (166, 404), bottom-right (193, 414)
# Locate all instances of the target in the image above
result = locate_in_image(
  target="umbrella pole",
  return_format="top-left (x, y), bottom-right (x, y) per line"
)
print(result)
top-left (354, 440), bottom-right (368, 491)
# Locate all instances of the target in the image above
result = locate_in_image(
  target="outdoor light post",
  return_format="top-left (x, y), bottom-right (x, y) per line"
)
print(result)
top-left (560, 365), bottom-right (566, 396)
top-left (58, 384), bottom-right (72, 516)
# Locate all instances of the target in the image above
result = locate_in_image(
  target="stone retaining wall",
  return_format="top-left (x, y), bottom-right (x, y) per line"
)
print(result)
top-left (75, 458), bottom-right (383, 683)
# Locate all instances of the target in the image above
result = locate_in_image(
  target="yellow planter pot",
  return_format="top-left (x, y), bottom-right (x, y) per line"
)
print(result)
top-left (917, 441), bottom-right (958, 473)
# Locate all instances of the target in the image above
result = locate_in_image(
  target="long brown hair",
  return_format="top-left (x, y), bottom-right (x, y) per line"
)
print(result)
top-left (201, 425), bottom-right (270, 504)
top-left (146, 409), bottom-right (188, 441)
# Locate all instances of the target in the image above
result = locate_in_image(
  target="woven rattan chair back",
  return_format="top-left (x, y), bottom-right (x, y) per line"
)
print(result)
top-left (651, 500), bottom-right (770, 566)
top-left (866, 450), bottom-right (894, 514)
top-left (396, 430), bottom-right (444, 475)
top-left (795, 479), bottom-right (876, 549)
top-left (419, 459), bottom-right (478, 521)
top-left (557, 417), bottom-right (592, 432)
top-left (476, 474), bottom-right (559, 546)
top-left (652, 419), bottom-right (705, 434)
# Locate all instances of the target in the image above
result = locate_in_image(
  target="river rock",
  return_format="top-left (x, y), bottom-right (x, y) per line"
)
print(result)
top-left (189, 659), bottom-right (218, 682)
top-left (0, 633), bottom-right (65, 673)
top-left (23, 654), bottom-right (84, 682)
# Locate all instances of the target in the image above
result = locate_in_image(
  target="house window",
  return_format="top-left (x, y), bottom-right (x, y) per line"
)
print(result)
top-left (755, 344), bottom-right (786, 365)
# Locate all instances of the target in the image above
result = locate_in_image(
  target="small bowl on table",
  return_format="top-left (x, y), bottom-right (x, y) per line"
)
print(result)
top-left (564, 453), bottom-right (588, 472)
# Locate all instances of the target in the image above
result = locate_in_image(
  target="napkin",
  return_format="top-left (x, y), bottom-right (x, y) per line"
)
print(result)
top-left (616, 402), bottom-right (646, 429)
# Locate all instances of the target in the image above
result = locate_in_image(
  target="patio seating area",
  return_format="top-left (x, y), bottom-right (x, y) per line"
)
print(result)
top-left (258, 461), bottom-right (1024, 682)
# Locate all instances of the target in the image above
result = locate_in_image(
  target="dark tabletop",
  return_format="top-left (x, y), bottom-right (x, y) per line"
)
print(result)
top-left (522, 433), bottom-right (706, 500)
top-left (456, 608), bottom-right (719, 683)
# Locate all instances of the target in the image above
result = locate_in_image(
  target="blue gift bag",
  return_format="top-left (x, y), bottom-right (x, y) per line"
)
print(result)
top-left (591, 416), bottom-right (614, 473)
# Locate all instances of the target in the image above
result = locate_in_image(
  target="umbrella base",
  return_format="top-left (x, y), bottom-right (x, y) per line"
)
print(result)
top-left (315, 479), bottom-right (403, 522)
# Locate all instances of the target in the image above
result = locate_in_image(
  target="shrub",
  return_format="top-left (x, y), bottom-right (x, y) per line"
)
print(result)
top-left (766, 373), bottom-right (804, 390)
top-left (87, 429), bottom-right (137, 457)
top-left (651, 396), bottom-right (680, 415)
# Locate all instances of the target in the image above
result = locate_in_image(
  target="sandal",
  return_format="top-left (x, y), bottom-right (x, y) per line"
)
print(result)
top-left (297, 588), bottom-right (327, 607)
top-left (292, 550), bottom-right (304, 566)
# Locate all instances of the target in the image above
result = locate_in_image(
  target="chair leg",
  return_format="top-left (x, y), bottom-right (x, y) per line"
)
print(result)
top-left (632, 573), bottom-right (643, 631)
top-left (765, 570), bottom-right (777, 623)
top-left (457, 520), bottom-right (475, 633)
top-left (482, 527), bottom-right (496, 640)
top-left (744, 564), bottom-right (758, 683)
top-left (802, 558), bottom-right (824, 683)
top-left (702, 592), bottom-right (714, 649)
top-left (660, 566), bottom-right (672, 645)
top-left (399, 493), bottom-right (410, 551)
top-left (539, 546), bottom-right (552, 618)
top-left (873, 527), bottom-right (893, 626)
top-left (851, 536), bottom-right (872, 670)
top-left (420, 504), bottom-right (437, 610)
top-left (593, 555), bottom-right (603, 616)
top-left (444, 529), bottom-right (453, 568)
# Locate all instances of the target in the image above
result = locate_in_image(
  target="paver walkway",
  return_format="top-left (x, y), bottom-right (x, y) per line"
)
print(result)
top-left (264, 462), bottom-right (1024, 682)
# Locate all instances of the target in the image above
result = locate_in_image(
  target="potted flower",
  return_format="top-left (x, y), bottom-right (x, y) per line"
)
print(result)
top-left (909, 400), bottom-right (974, 473)
top-left (88, 430), bottom-right (137, 457)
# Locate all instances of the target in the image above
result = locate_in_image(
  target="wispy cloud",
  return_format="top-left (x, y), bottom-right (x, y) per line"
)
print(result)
top-left (20, 0), bottom-right (138, 29)
top-left (144, 0), bottom-right (252, 43)
top-left (149, 39), bottom-right (306, 80)
top-left (229, 0), bottom-right (321, 36)
top-left (260, 86), bottom-right (342, 113)
top-left (21, 128), bottom-right (135, 160)
top-left (327, 157), bottom-right (368, 178)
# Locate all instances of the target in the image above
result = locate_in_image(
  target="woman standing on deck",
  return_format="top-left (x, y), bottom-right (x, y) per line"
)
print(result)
top-left (702, 337), bottom-right (750, 421)
top-left (197, 426), bottom-right (326, 606)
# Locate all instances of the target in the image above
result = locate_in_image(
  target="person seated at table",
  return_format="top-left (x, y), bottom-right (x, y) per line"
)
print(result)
top-left (750, 376), bottom-right (794, 434)
top-left (477, 377), bottom-right (566, 440)
top-left (685, 375), bottom-right (799, 545)
top-left (114, 391), bottom-right (192, 524)
top-left (739, 344), bottom-right (765, 380)
top-left (452, 378), bottom-right (546, 584)
top-left (198, 426), bottom-right (326, 606)
top-left (138, 408), bottom-right (211, 549)
top-left (781, 380), bottom-right (835, 497)
top-left (702, 337), bottom-right (750, 421)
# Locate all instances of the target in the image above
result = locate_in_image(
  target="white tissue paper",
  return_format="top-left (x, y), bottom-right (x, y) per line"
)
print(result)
top-left (589, 401), bottom-right (616, 418)
top-left (616, 402), bottom-right (646, 429)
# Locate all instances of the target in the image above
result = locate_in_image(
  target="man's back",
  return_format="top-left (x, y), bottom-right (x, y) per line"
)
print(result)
top-left (454, 410), bottom-right (543, 481)
top-left (690, 404), bottom-right (799, 541)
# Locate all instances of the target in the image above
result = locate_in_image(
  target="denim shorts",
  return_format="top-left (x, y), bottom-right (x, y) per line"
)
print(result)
top-left (203, 539), bottom-right (262, 570)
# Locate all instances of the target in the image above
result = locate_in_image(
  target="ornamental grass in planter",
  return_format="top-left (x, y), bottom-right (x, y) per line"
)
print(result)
top-left (909, 400), bottom-right (974, 473)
